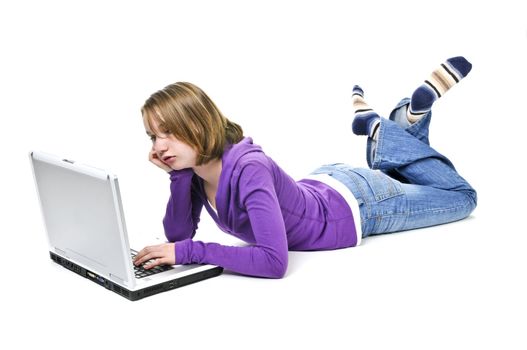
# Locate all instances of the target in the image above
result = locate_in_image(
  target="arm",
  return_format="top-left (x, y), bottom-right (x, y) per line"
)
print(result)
top-left (174, 163), bottom-right (289, 278)
top-left (163, 168), bottom-right (204, 242)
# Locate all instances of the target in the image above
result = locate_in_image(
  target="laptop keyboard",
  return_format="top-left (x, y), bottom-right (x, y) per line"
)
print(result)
top-left (131, 250), bottom-right (173, 279)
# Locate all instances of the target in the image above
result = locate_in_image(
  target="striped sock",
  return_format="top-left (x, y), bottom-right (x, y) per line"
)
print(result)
top-left (407, 56), bottom-right (472, 123)
top-left (352, 85), bottom-right (381, 139)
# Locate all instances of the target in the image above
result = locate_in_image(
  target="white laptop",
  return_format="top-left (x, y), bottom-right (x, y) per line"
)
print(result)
top-left (30, 151), bottom-right (223, 301)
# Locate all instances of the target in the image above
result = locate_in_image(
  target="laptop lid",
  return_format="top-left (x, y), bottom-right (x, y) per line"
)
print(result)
top-left (30, 151), bottom-right (135, 287)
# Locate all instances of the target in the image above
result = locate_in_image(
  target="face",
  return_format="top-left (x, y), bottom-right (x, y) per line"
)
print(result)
top-left (143, 116), bottom-right (198, 171)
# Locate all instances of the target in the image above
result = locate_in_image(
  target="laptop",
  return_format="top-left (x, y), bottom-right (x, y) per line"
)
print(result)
top-left (29, 151), bottom-right (223, 301)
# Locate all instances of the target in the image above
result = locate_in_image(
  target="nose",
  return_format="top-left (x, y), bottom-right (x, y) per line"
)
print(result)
top-left (152, 137), bottom-right (168, 154)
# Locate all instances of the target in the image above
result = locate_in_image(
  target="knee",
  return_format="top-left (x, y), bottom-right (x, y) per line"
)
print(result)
top-left (463, 188), bottom-right (478, 215)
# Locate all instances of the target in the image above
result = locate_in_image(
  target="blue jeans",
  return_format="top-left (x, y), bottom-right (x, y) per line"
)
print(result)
top-left (311, 98), bottom-right (477, 237)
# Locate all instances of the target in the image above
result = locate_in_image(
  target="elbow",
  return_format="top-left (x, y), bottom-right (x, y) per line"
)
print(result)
top-left (271, 267), bottom-right (287, 279)
top-left (267, 253), bottom-right (288, 279)
top-left (163, 218), bottom-right (196, 242)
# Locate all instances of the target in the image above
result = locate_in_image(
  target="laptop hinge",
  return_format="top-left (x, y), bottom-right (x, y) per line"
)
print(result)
top-left (108, 273), bottom-right (126, 285)
top-left (54, 247), bottom-right (68, 257)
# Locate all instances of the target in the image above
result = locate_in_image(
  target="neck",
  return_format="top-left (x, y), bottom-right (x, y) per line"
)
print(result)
top-left (192, 158), bottom-right (222, 189)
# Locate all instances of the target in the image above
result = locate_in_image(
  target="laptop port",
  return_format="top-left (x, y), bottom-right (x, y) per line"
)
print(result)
top-left (86, 270), bottom-right (106, 286)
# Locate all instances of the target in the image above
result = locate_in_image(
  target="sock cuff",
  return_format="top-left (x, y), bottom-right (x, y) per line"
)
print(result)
top-left (441, 62), bottom-right (461, 83)
top-left (369, 118), bottom-right (381, 138)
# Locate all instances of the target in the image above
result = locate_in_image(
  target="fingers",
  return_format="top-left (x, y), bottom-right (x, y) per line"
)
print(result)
top-left (148, 150), bottom-right (162, 166)
top-left (133, 243), bottom-right (175, 269)
top-left (148, 150), bottom-right (172, 172)
top-left (144, 257), bottom-right (171, 270)
top-left (149, 149), bottom-right (159, 161)
top-left (133, 245), bottom-right (162, 267)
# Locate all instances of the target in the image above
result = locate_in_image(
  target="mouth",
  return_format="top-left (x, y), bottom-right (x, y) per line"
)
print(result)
top-left (162, 155), bottom-right (176, 164)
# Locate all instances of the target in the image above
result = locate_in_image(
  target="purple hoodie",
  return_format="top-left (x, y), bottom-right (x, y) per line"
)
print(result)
top-left (164, 137), bottom-right (359, 278)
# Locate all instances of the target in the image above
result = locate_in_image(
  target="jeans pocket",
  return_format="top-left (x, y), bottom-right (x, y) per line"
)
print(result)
top-left (348, 168), bottom-right (404, 202)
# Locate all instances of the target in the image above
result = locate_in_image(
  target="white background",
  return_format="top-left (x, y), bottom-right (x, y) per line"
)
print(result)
top-left (1, 0), bottom-right (526, 349)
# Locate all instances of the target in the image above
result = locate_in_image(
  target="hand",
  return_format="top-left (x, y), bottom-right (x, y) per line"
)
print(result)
top-left (149, 149), bottom-right (172, 173)
top-left (133, 243), bottom-right (176, 269)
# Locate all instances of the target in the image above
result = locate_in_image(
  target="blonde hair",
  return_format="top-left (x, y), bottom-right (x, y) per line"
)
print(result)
top-left (141, 82), bottom-right (244, 165)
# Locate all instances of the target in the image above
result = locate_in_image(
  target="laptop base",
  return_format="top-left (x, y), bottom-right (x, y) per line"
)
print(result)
top-left (50, 252), bottom-right (224, 301)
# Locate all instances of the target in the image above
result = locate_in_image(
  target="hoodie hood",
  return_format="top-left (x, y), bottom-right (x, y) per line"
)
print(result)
top-left (221, 137), bottom-right (262, 178)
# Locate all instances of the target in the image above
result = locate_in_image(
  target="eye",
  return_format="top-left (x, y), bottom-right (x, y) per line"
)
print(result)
top-left (149, 134), bottom-right (156, 142)
top-left (158, 124), bottom-right (171, 135)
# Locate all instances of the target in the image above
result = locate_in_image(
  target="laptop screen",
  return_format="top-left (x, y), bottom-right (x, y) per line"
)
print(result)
top-left (31, 152), bottom-right (134, 285)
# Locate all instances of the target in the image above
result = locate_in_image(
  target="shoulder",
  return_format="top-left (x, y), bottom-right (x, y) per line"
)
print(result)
top-left (238, 150), bottom-right (270, 166)
top-left (222, 137), bottom-right (279, 193)
top-left (226, 137), bottom-right (273, 174)
top-left (231, 145), bottom-right (275, 184)
top-left (236, 148), bottom-right (277, 180)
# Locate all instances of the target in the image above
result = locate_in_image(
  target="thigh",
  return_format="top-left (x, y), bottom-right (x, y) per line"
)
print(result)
top-left (321, 166), bottom-right (408, 236)
top-left (395, 182), bottom-right (476, 232)
top-left (310, 164), bottom-right (474, 237)
top-left (310, 164), bottom-right (406, 236)
top-left (349, 170), bottom-right (475, 236)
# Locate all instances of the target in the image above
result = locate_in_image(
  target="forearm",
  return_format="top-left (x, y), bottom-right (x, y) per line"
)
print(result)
top-left (175, 239), bottom-right (288, 279)
top-left (163, 169), bottom-right (202, 241)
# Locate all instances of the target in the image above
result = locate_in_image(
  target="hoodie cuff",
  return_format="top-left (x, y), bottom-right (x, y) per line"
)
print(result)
top-left (175, 239), bottom-right (192, 265)
top-left (168, 168), bottom-right (194, 181)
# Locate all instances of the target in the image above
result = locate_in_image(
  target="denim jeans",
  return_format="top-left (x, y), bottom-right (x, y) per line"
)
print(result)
top-left (311, 98), bottom-right (478, 238)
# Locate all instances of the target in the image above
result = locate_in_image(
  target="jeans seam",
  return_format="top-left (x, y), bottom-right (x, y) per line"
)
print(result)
top-left (372, 120), bottom-right (384, 170)
top-left (406, 203), bottom-right (472, 216)
top-left (334, 168), bottom-right (370, 220)
top-left (368, 203), bottom-right (470, 234)
top-left (365, 196), bottom-right (472, 220)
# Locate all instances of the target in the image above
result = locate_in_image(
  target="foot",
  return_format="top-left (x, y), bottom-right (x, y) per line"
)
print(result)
top-left (352, 85), bottom-right (381, 139)
top-left (407, 56), bottom-right (472, 123)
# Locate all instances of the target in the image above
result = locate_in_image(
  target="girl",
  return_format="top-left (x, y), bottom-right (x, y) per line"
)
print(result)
top-left (133, 56), bottom-right (477, 278)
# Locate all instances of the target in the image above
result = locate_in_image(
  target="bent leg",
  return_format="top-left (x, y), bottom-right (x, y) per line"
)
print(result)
top-left (321, 165), bottom-right (477, 237)
top-left (368, 117), bottom-right (456, 181)
top-left (364, 184), bottom-right (477, 236)
top-left (364, 116), bottom-right (477, 231)
top-left (388, 97), bottom-right (432, 145)
top-left (364, 181), bottom-right (477, 236)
